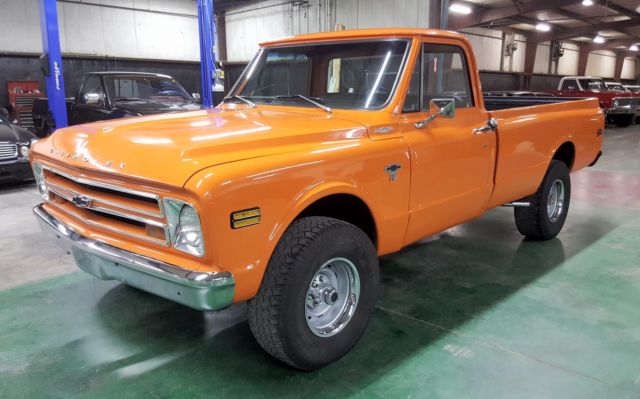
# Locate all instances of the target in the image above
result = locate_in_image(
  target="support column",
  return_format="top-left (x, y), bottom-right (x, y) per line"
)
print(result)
top-left (39, 0), bottom-right (68, 129)
top-left (613, 53), bottom-right (625, 81)
top-left (577, 45), bottom-right (589, 76)
top-left (197, 0), bottom-right (216, 108)
top-left (429, 0), bottom-right (450, 29)
top-left (523, 41), bottom-right (537, 90)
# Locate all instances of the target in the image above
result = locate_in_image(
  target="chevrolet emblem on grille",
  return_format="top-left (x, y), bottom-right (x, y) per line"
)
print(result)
top-left (71, 195), bottom-right (92, 208)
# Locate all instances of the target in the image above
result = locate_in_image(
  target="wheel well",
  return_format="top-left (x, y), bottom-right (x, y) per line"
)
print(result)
top-left (296, 194), bottom-right (377, 247)
top-left (553, 142), bottom-right (575, 171)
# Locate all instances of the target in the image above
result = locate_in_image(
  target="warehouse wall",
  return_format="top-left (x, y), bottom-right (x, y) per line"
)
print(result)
top-left (225, 0), bottom-right (430, 61)
top-left (557, 42), bottom-right (580, 76)
top-left (0, 0), bottom-right (208, 107)
top-left (0, 0), bottom-right (203, 60)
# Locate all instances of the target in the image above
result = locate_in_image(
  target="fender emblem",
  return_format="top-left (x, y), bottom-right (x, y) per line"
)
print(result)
top-left (71, 195), bottom-right (92, 208)
top-left (384, 163), bottom-right (402, 181)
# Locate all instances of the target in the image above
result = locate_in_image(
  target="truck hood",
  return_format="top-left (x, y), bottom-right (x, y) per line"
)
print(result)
top-left (36, 107), bottom-right (367, 187)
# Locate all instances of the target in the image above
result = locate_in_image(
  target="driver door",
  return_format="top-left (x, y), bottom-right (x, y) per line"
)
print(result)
top-left (400, 42), bottom-right (496, 244)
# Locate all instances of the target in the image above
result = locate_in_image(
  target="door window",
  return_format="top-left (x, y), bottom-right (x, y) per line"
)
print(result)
top-left (421, 44), bottom-right (474, 109)
top-left (403, 44), bottom-right (474, 113)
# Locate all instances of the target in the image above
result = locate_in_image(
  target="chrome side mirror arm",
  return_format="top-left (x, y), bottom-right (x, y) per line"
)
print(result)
top-left (414, 98), bottom-right (456, 129)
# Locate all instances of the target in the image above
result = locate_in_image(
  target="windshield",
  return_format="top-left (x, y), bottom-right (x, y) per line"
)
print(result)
top-left (606, 83), bottom-right (624, 91)
top-left (579, 78), bottom-right (606, 91)
top-left (103, 75), bottom-right (192, 103)
top-left (229, 39), bottom-right (409, 110)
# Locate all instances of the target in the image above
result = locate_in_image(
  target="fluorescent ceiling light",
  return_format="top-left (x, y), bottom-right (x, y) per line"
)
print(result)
top-left (535, 22), bottom-right (551, 32)
top-left (582, 0), bottom-right (594, 6)
top-left (593, 35), bottom-right (605, 43)
top-left (449, 3), bottom-right (472, 15)
top-left (631, 45), bottom-right (639, 51)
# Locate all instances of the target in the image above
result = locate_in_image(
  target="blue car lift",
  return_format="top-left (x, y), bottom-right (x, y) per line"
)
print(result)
top-left (197, 0), bottom-right (217, 108)
top-left (39, 0), bottom-right (68, 129)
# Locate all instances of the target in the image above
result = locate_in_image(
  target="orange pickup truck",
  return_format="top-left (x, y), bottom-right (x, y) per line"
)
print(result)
top-left (31, 28), bottom-right (604, 370)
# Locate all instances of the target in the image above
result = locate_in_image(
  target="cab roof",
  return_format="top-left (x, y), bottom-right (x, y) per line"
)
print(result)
top-left (260, 28), bottom-right (467, 47)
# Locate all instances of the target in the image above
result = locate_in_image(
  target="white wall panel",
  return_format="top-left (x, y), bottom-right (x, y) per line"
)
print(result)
top-left (0, 0), bottom-right (43, 53)
top-left (460, 28), bottom-right (502, 71)
top-left (557, 42), bottom-right (579, 76)
top-left (533, 43), bottom-right (550, 74)
top-left (0, 0), bottom-right (200, 61)
top-left (225, 0), bottom-right (292, 61)
top-left (585, 50), bottom-right (616, 78)
top-left (621, 57), bottom-right (636, 80)
top-left (226, 0), bottom-right (430, 62)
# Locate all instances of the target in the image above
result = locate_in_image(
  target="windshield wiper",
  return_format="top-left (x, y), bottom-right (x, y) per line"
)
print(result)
top-left (222, 95), bottom-right (257, 108)
top-left (276, 95), bottom-right (331, 113)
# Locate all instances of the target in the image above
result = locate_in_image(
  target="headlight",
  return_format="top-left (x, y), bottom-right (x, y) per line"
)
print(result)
top-left (613, 99), bottom-right (618, 107)
top-left (20, 145), bottom-right (29, 158)
top-left (163, 198), bottom-right (204, 257)
top-left (32, 163), bottom-right (49, 200)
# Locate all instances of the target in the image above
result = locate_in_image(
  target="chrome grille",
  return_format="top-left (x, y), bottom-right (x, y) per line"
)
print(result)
top-left (42, 165), bottom-right (169, 246)
top-left (0, 143), bottom-right (18, 161)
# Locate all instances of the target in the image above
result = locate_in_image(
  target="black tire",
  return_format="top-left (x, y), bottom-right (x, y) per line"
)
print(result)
top-left (248, 216), bottom-right (379, 370)
top-left (615, 114), bottom-right (633, 127)
top-left (514, 160), bottom-right (571, 241)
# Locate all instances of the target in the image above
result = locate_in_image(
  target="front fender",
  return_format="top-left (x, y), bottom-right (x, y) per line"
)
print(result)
top-left (184, 137), bottom-right (410, 302)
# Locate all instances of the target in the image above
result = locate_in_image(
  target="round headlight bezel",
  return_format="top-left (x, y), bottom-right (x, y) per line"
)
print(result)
top-left (32, 163), bottom-right (49, 201)
top-left (20, 145), bottom-right (30, 158)
top-left (163, 198), bottom-right (205, 257)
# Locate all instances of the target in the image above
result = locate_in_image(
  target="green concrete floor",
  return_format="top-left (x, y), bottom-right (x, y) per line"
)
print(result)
top-left (1, 127), bottom-right (639, 398)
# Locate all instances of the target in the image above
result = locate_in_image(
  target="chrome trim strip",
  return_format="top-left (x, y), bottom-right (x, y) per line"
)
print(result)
top-left (41, 164), bottom-right (164, 217)
top-left (33, 204), bottom-right (235, 311)
top-left (46, 180), bottom-right (163, 218)
top-left (48, 201), bottom-right (170, 246)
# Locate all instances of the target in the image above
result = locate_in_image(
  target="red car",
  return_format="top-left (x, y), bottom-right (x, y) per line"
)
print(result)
top-left (553, 76), bottom-right (640, 127)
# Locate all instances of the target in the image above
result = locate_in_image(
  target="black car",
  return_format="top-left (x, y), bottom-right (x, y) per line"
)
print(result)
top-left (33, 71), bottom-right (201, 136)
top-left (0, 110), bottom-right (37, 183)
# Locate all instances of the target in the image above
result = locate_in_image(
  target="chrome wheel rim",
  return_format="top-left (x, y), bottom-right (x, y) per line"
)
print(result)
top-left (547, 179), bottom-right (565, 223)
top-left (305, 257), bottom-right (360, 337)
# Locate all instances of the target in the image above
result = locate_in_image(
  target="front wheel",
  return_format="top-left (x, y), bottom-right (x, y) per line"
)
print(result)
top-left (248, 216), bottom-right (379, 370)
top-left (514, 160), bottom-right (571, 240)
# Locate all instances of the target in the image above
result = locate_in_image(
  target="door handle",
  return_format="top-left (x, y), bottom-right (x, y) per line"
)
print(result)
top-left (473, 118), bottom-right (498, 135)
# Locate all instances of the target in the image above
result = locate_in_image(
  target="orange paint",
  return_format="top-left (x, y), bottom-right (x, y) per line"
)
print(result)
top-left (31, 29), bottom-right (604, 302)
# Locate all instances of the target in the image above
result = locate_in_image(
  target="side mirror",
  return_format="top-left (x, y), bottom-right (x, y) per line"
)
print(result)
top-left (415, 98), bottom-right (456, 129)
top-left (84, 93), bottom-right (101, 105)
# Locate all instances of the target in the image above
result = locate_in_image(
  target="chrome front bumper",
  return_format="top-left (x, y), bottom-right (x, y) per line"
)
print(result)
top-left (34, 204), bottom-right (235, 311)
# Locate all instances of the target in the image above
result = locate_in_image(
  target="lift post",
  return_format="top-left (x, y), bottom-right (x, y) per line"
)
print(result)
top-left (197, 0), bottom-right (216, 108)
top-left (39, 0), bottom-right (68, 129)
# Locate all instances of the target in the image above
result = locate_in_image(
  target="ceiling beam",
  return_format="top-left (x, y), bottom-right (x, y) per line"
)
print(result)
top-left (529, 18), bottom-right (640, 43)
top-left (449, 0), bottom-right (584, 30)
top-left (586, 38), bottom-right (640, 52)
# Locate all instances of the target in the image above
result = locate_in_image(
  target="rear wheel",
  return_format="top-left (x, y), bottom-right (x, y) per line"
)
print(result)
top-left (248, 216), bottom-right (379, 370)
top-left (514, 160), bottom-right (571, 240)
top-left (611, 114), bottom-right (634, 127)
